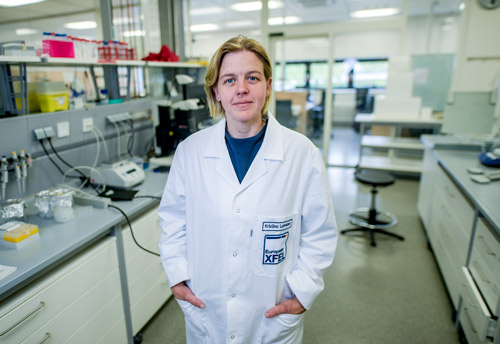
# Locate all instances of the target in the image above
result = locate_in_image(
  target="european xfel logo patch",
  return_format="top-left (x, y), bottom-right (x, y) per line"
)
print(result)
top-left (262, 232), bottom-right (289, 265)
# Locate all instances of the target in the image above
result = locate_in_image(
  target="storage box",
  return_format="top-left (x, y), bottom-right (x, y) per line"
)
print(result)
top-left (1, 221), bottom-right (39, 249)
top-left (36, 82), bottom-right (69, 112)
top-left (15, 82), bottom-right (40, 113)
top-left (42, 39), bottom-right (75, 58)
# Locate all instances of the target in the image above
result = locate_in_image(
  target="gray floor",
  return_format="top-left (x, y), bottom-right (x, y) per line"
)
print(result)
top-left (141, 127), bottom-right (461, 344)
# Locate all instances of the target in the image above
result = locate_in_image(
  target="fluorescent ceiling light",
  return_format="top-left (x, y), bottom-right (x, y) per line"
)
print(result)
top-left (459, 3), bottom-right (465, 10)
top-left (0, 0), bottom-right (44, 7)
top-left (123, 30), bottom-right (145, 37)
top-left (190, 23), bottom-right (220, 32)
top-left (190, 7), bottom-right (224, 16)
top-left (16, 28), bottom-right (38, 35)
top-left (350, 8), bottom-right (399, 18)
top-left (268, 16), bottom-right (301, 25)
top-left (225, 20), bottom-right (256, 28)
top-left (231, 0), bottom-right (283, 12)
top-left (64, 21), bottom-right (97, 30)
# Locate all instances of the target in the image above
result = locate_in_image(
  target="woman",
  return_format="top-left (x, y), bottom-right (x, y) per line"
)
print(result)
top-left (159, 35), bottom-right (337, 343)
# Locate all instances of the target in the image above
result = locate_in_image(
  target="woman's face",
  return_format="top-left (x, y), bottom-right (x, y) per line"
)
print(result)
top-left (213, 50), bottom-right (271, 128)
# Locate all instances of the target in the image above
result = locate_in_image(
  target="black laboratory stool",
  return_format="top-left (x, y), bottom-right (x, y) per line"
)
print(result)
top-left (341, 170), bottom-right (404, 247)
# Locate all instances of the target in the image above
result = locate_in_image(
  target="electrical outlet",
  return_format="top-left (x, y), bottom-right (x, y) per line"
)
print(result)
top-left (43, 126), bottom-right (55, 138)
top-left (83, 118), bottom-right (93, 132)
top-left (34, 128), bottom-right (46, 140)
top-left (57, 121), bottom-right (70, 138)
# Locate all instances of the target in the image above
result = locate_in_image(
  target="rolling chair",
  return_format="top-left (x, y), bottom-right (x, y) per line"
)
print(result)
top-left (341, 170), bottom-right (404, 247)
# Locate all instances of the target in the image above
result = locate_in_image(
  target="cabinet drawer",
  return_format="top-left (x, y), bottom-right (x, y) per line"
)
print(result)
top-left (469, 218), bottom-right (500, 314)
top-left (0, 237), bottom-right (118, 344)
top-left (460, 267), bottom-right (495, 343)
top-left (436, 167), bottom-right (474, 238)
top-left (21, 270), bottom-right (124, 344)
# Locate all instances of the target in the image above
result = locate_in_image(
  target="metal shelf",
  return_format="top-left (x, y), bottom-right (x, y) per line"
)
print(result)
top-left (361, 135), bottom-right (425, 150)
top-left (358, 155), bottom-right (423, 173)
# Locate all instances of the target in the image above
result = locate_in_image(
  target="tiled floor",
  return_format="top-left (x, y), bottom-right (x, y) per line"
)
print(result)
top-left (140, 127), bottom-right (460, 344)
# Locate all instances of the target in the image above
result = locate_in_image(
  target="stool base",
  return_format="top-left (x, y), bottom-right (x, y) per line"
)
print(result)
top-left (342, 207), bottom-right (403, 247)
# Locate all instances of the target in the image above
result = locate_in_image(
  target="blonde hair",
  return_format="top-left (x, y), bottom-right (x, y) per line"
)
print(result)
top-left (204, 35), bottom-right (272, 118)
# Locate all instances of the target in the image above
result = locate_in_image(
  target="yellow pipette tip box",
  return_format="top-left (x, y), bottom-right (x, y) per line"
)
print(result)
top-left (1, 222), bottom-right (39, 249)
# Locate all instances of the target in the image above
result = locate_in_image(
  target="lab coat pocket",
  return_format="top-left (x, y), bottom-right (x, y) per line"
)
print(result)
top-left (263, 313), bottom-right (304, 343)
top-left (252, 214), bottom-right (298, 278)
top-left (176, 299), bottom-right (207, 341)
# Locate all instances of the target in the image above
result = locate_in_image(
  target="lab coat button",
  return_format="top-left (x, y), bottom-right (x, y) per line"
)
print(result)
top-left (236, 209), bottom-right (240, 213)
top-left (231, 294), bottom-right (236, 298)
top-left (231, 335), bottom-right (235, 340)
top-left (233, 251), bottom-right (238, 257)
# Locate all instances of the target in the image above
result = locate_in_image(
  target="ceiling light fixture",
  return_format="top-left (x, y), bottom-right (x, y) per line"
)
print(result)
top-left (268, 16), bottom-right (301, 25)
top-left (225, 20), bottom-right (256, 28)
top-left (63, 21), bottom-right (97, 30)
top-left (190, 23), bottom-right (220, 32)
top-left (459, 3), bottom-right (465, 10)
top-left (230, 0), bottom-right (283, 12)
top-left (350, 7), bottom-right (400, 18)
top-left (0, 0), bottom-right (44, 7)
top-left (190, 7), bottom-right (224, 15)
top-left (16, 28), bottom-right (38, 35)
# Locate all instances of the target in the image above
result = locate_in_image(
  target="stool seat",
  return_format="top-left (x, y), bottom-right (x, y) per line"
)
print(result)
top-left (341, 170), bottom-right (404, 247)
top-left (355, 170), bottom-right (395, 187)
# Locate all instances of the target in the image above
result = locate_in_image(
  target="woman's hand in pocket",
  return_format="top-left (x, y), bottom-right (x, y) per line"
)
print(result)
top-left (264, 297), bottom-right (305, 318)
top-left (172, 281), bottom-right (205, 309)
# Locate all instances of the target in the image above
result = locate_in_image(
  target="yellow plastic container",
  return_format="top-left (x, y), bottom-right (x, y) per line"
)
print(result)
top-left (15, 82), bottom-right (40, 113)
top-left (36, 82), bottom-right (69, 113)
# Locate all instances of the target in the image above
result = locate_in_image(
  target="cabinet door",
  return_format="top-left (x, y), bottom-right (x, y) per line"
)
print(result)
top-left (417, 147), bottom-right (438, 229)
top-left (123, 206), bottom-right (171, 335)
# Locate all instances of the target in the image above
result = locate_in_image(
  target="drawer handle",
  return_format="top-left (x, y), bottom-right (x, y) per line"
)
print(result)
top-left (39, 332), bottom-right (51, 344)
top-left (462, 285), bottom-right (478, 308)
top-left (478, 236), bottom-right (496, 257)
top-left (0, 301), bottom-right (46, 337)
top-left (463, 307), bottom-right (478, 334)
top-left (472, 261), bottom-right (490, 284)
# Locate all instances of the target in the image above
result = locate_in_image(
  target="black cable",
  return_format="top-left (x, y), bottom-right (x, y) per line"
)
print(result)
top-left (108, 204), bottom-right (161, 257)
top-left (134, 195), bottom-right (161, 200)
top-left (40, 139), bottom-right (75, 177)
top-left (46, 138), bottom-right (97, 190)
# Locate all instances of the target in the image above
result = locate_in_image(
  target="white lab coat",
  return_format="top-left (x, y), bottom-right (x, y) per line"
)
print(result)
top-left (158, 113), bottom-right (337, 344)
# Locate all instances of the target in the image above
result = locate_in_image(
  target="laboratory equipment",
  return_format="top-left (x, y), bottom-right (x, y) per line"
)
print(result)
top-left (1, 156), bottom-right (8, 201)
top-left (90, 159), bottom-right (145, 189)
top-left (12, 151), bottom-right (21, 194)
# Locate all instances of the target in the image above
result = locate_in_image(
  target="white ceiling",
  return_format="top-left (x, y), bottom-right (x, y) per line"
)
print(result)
top-left (0, 0), bottom-right (464, 28)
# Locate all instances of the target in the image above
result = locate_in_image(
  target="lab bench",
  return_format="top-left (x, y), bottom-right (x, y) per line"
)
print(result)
top-left (417, 135), bottom-right (500, 344)
top-left (0, 170), bottom-right (169, 344)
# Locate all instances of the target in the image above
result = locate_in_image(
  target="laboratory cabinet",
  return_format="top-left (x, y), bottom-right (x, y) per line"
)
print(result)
top-left (418, 145), bottom-right (500, 344)
top-left (0, 236), bottom-right (126, 344)
top-left (419, 157), bottom-right (474, 308)
top-left (122, 206), bottom-right (172, 336)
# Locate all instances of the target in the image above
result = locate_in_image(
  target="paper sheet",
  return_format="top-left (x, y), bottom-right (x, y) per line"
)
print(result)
top-left (0, 265), bottom-right (17, 280)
